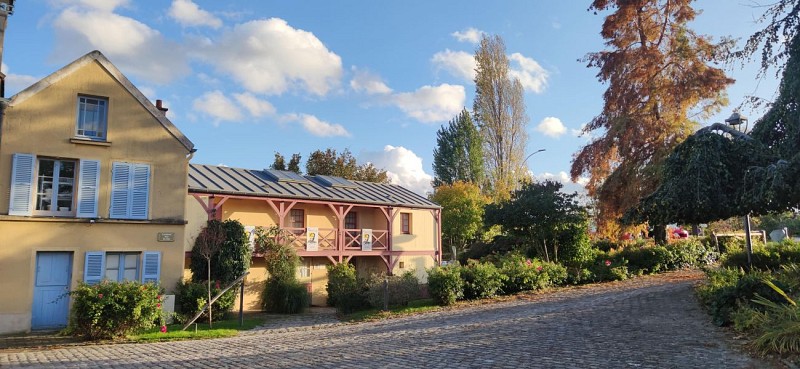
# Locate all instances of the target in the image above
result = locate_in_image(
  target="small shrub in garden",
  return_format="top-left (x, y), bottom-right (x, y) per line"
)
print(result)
top-left (566, 267), bottom-right (595, 285)
top-left (588, 257), bottom-right (629, 281)
top-left (326, 262), bottom-right (369, 313)
top-left (366, 271), bottom-right (421, 308)
top-left (175, 280), bottom-right (236, 323)
top-left (696, 268), bottom-right (788, 326)
top-left (538, 262), bottom-right (568, 287)
top-left (719, 241), bottom-right (800, 270)
top-left (669, 239), bottom-right (719, 268)
top-left (262, 279), bottom-right (309, 314)
top-left (427, 264), bottom-right (463, 305)
top-left (617, 246), bottom-right (672, 275)
top-left (69, 281), bottom-right (163, 340)
top-left (592, 239), bottom-right (620, 252)
top-left (461, 260), bottom-right (505, 300)
top-left (497, 253), bottom-right (542, 293)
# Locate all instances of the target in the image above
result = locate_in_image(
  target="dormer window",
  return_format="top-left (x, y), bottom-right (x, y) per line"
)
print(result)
top-left (76, 96), bottom-right (108, 140)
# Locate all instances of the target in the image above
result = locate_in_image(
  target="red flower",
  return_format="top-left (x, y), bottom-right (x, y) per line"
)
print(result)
top-left (157, 303), bottom-right (162, 308)
top-left (604, 260), bottom-right (612, 267)
top-left (157, 295), bottom-right (162, 300)
top-left (536, 266), bottom-right (543, 272)
top-left (215, 281), bottom-right (221, 289)
top-left (525, 259), bottom-right (532, 266)
top-left (160, 325), bottom-right (167, 333)
top-left (98, 293), bottom-right (104, 298)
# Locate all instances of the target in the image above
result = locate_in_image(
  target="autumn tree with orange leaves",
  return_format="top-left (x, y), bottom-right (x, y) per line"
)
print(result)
top-left (571, 0), bottom-right (734, 240)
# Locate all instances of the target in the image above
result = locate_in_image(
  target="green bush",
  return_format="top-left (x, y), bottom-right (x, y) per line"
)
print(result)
top-left (721, 240), bottom-right (800, 270)
top-left (190, 219), bottom-right (251, 284)
top-left (669, 239), bottom-right (719, 268)
top-left (496, 253), bottom-right (543, 294)
top-left (461, 260), bottom-right (505, 300)
top-left (427, 264), bottom-right (464, 305)
top-left (616, 246), bottom-right (672, 275)
top-left (696, 268), bottom-right (787, 326)
top-left (174, 280), bottom-right (236, 323)
top-left (588, 257), bottom-right (629, 282)
top-left (69, 281), bottom-right (163, 340)
top-left (592, 239), bottom-right (620, 252)
top-left (566, 267), bottom-right (595, 285)
top-left (262, 279), bottom-right (310, 314)
top-left (539, 262), bottom-right (568, 287)
top-left (326, 262), bottom-right (369, 313)
top-left (366, 271), bottom-right (421, 308)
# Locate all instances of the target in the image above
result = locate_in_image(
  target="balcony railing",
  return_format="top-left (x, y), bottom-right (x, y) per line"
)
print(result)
top-left (276, 227), bottom-right (389, 252)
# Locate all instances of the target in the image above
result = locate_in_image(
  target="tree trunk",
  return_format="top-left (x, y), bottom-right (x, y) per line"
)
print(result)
top-left (542, 238), bottom-right (550, 262)
top-left (207, 258), bottom-right (212, 328)
top-left (654, 224), bottom-right (667, 245)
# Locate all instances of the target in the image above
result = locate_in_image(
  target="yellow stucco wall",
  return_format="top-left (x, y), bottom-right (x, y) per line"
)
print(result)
top-left (0, 58), bottom-right (191, 334)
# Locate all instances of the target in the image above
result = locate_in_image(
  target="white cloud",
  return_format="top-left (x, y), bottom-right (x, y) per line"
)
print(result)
top-left (192, 90), bottom-right (243, 124)
top-left (535, 171), bottom-right (589, 198)
top-left (233, 92), bottom-right (275, 117)
top-left (431, 49), bottom-right (476, 82)
top-left (1, 63), bottom-right (39, 96)
top-left (390, 84), bottom-right (465, 123)
top-left (451, 27), bottom-right (484, 44)
top-left (508, 53), bottom-right (549, 93)
top-left (51, 3), bottom-right (188, 83)
top-left (361, 145), bottom-right (433, 195)
top-left (201, 18), bottom-right (342, 96)
top-left (350, 67), bottom-right (392, 95)
top-left (51, 0), bottom-right (130, 12)
top-left (536, 117), bottom-right (567, 137)
top-left (282, 113), bottom-right (350, 137)
top-left (168, 0), bottom-right (222, 29)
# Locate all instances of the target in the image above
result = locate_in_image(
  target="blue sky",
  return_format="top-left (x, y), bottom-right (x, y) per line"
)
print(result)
top-left (2, 0), bottom-right (779, 195)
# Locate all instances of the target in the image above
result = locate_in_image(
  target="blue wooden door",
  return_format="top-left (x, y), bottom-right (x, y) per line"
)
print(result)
top-left (31, 252), bottom-right (72, 330)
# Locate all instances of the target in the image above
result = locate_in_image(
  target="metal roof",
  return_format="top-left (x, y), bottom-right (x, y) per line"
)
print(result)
top-left (188, 164), bottom-right (441, 209)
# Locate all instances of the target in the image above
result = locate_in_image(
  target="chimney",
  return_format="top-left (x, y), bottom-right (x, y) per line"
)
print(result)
top-left (0, 0), bottom-right (14, 98)
top-left (156, 99), bottom-right (169, 114)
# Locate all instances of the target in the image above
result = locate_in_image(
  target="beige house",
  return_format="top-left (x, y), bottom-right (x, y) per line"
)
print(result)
top-left (0, 51), bottom-right (195, 334)
top-left (186, 165), bottom-right (441, 307)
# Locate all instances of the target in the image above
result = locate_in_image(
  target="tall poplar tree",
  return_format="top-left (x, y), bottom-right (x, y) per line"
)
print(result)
top-left (570, 0), bottom-right (734, 238)
top-left (432, 109), bottom-right (484, 188)
top-left (473, 35), bottom-right (529, 201)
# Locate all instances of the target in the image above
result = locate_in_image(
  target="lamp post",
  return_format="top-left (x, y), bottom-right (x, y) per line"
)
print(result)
top-left (523, 149), bottom-right (546, 166)
top-left (724, 111), bottom-right (753, 271)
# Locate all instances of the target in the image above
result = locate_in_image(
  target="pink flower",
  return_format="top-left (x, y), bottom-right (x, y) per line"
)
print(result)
top-left (160, 325), bottom-right (167, 333)
top-left (604, 260), bottom-right (612, 267)
top-left (526, 259), bottom-right (532, 266)
top-left (157, 295), bottom-right (162, 300)
top-left (536, 266), bottom-right (543, 272)
top-left (98, 293), bottom-right (103, 298)
top-left (157, 303), bottom-right (161, 308)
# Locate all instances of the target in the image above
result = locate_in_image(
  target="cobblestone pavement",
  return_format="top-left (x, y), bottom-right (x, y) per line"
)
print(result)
top-left (0, 271), bottom-right (772, 368)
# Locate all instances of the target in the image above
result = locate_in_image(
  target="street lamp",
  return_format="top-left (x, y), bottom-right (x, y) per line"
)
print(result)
top-left (724, 111), bottom-right (754, 271)
top-left (523, 149), bottom-right (546, 165)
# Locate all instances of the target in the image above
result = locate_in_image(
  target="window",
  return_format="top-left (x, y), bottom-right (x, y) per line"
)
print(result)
top-left (84, 251), bottom-right (161, 285)
top-left (76, 96), bottom-right (108, 140)
top-left (34, 159), bottom-right (76, 215)
top-left (105, 253), bottom-right (139, 282)
top-left (298, 259), bottom-right (311, 278)
top-left (110, 162), bottom-right (151, 219)
top-left (345, 212), bottom-right (357, 229)
top-left (401, 213), bottom-right (411, 234)
top-left (290, 209), bottom-right (305, 228)
top-left (9, 154), bottom-right (100, 218)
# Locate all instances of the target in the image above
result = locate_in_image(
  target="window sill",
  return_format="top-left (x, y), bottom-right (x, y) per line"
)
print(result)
top-left (70, 137), bottom-right (111, 147)
top-left (0, 215), bottom-right (187, 225)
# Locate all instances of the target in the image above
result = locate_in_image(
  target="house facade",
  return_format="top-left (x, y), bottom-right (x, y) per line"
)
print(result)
top-left (0, 51), bottom-right (195, 334)
top-left (186, 164), bottom-right (441, 307)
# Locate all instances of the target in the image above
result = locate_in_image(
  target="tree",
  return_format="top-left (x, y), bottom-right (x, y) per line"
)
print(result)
top-left (287, 153), bottom-right (302, 174)
top-left (190, 219), bottom-right (251, 327)
top-left (270, 152), bottom-right (287, 171)
top-left (306, 148), bottom-right (390, 183)
top-left (484, 181), bottom-right (589, 264)
top-left (429, 181), bottom-right (486, 259)
top-left (571, 0), bottom-right (734, 238)
top-left (432, 109), bottom-right (484, 188)
top-left (626, 2), bottom-right (800, 227)
top-left (473, 34), bottom-right (529, 201)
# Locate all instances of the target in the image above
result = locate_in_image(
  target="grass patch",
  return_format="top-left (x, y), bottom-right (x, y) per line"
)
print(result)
top-left (128, 317), bottom-right (264, 342)
top-left (343, 299), bottom-right (440, 322)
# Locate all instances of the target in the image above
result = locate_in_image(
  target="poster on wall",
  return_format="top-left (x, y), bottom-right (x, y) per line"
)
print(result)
top-left (244, 226), bottom-right (257, 251)
top-left (361, 228), bottom-right (373, 251)
top-left (306, 227), bottom-right (319, 251)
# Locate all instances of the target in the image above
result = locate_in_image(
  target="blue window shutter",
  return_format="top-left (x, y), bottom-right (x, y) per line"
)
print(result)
top-left (9, 153), bottom-right (35, 216)
top-left (76, 159), bottom-right (101, 218)
top-left (141, 251), bottom-right (161, 284)
top-left (84, 251), bottom-right (105, 285)
top-left (130, 164), bottom-right (150, 220)
top-left (109, 162), bottom-right (130, 218)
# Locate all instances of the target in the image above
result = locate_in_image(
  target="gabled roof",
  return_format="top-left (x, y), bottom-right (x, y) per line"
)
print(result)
top-left (9, 50), bottom-right (195, 153)
top-left (188, 164), bottom-right (440, 209)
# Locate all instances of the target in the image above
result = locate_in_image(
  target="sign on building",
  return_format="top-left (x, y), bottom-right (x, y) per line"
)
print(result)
top-left (361, 229), bottom-right (373, 251)
top-left (306, 227), bottom-right (319, 251)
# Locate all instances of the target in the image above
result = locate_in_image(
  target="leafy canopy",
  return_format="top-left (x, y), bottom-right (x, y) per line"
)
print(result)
top-left (429, 181), bottom-right (486, 256)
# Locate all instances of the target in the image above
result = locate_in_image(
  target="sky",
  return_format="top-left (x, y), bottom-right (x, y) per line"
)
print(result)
top-left (1, 0), bottom-right (781, 196)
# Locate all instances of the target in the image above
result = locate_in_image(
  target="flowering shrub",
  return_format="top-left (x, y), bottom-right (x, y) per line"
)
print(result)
top-left (497, 253), bottom-right (543, 294)
top-left (427, 264), bottom-right (463, 305)
top-left (69, 281), bottom-right (163, 340)
top-left (366, 271), bottom-right (421, 308)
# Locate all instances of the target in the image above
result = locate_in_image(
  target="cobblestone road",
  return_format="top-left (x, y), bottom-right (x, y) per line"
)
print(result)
top-left (0, 271), bottom-right (770, 368)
